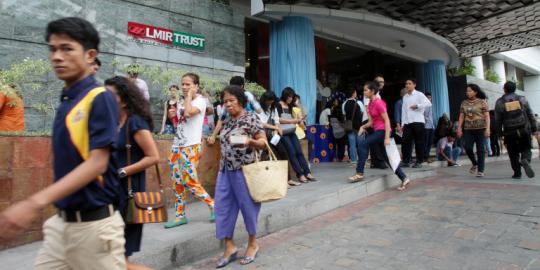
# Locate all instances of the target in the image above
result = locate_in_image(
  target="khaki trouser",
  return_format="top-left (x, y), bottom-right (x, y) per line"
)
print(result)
top-left (34, 211), bottom-right (126, 270)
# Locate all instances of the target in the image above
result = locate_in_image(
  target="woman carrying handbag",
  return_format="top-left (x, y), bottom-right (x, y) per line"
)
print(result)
top-left (212, 85), bottom-right (268, 268)
top-left (105, 76), bottom-right (160, 270)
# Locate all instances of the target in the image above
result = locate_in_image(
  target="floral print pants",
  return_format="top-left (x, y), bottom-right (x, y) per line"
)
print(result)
top-left (168, 144), bottom-right (214, 219)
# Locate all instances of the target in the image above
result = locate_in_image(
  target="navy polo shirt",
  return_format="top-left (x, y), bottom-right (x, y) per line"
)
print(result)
top-left (52, 75), bottom-right (123, 211)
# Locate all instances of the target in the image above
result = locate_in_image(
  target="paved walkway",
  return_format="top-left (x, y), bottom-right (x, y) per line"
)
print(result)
top-left (180, 159), bottom-right (540, 270)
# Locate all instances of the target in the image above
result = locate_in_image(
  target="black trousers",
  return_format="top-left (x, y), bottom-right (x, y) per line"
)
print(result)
top-left (367, 128), bottom-right (386, 168)
top-left (335, 136), bottom-right (347, 161)
top-left (504, 131), bottom-right (532, 176)
top-left (490, 133), bottom-right (500, 156)
top-left (402, 122), bottom-right (425, 164)
top-left (464, 129), bottom-right (486, 173)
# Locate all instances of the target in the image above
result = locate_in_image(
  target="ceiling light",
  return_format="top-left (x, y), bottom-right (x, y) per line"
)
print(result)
top-left (336, 46), bottom-right (340, 50)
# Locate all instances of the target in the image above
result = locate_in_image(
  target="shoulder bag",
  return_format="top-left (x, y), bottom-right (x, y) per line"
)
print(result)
top-left (124, 119), bottom-right (168, 224)
top-left (243, 142), bottom-right (288, 203)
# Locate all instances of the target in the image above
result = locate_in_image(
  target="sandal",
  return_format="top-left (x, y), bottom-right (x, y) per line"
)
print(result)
top-left (240, 247), bottom-right (259, 265)
top-left (397, 178), bottom-right (410, 191)
top-left (288, 180), bottom-right (301, 186)
top-left (306, 174), bottom-right (317, 182)
top-left (348, 174), bottom-right (364, 183)
top-left (298, 176), bottom-right (309, 183)
top-left (216, 250), bottom-right (238, 268)
top-left (469, 166), bottom-right (478, 175)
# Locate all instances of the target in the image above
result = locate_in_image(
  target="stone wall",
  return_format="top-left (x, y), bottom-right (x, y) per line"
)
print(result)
top-left (0, 0), bottom-right (245, 131)
top-left (0, 135), bottom-right (220, 250)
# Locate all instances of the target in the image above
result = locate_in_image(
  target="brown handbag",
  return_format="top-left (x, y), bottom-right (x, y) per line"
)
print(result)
top-left (124, 119), bottom-right (168, 224)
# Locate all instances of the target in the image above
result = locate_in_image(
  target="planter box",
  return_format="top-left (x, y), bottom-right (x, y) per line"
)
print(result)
top-left (0, 136), bottom-right (219, 250)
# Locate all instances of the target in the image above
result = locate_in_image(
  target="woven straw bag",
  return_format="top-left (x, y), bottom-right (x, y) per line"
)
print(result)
top-left (242, 142), bottom-right (288, 203)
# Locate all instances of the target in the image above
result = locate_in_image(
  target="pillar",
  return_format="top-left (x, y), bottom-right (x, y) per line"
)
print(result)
top-left (490, 59), bottom-right (506, 84)
top-left (270, 16), bottom-right (317, 124)
top-left (506, 64), bottom-right (517, 82)
top-left (470, 56), bottom-right (484, 79)
top-left (415, 60), bottom-right (450, 121)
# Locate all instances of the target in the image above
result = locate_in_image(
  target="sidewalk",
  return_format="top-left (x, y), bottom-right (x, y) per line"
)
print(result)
top-left (0, 154), bottom-right (513, 269)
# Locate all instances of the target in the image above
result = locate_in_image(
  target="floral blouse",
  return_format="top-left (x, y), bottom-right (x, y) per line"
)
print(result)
top-left (219, 112), bottom-right (264, 171)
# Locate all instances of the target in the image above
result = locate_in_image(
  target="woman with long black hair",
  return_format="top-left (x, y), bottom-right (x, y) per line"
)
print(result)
top-left (278, 87), bottom-right (316, 183)
top-left (105, 76), bottom-right (160, 270)
top-left (457, 83), bottom-right (490, 177)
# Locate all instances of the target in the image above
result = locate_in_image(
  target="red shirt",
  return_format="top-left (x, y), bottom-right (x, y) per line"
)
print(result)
top-left (0, 92), bottom-right (25, 131)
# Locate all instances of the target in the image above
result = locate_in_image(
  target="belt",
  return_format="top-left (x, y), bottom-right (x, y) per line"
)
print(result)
top-left (58, 204), bottom-right (117, 223)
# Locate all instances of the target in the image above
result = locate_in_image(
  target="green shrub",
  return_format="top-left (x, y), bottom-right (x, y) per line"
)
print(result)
top-left (484, 69), bottom-right (501, 83)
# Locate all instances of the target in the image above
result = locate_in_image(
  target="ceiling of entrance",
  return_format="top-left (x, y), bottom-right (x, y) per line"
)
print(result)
top-left (262, 0), bottom-right (540, 57)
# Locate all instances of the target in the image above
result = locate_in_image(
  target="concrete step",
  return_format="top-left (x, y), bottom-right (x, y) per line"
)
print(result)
top-left (0, 154), bottom-right (512, 270)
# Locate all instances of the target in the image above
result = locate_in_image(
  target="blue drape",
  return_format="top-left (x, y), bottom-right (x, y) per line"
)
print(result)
top-left (416, 60), bottom-right (450, 121)
top-left (270, 16), bottom-right (317, 124)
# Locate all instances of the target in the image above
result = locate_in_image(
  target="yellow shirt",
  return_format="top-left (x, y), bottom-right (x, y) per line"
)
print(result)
top-left (292, 107), bottom-right (306, 139)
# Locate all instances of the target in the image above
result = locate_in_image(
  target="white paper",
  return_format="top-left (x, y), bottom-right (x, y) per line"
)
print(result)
top-left (385, 138), bottom-right (401, 173)
top-left (270, 134), bottom-right (281, 146)
top-left (229, 135), bottom-right (248, 145)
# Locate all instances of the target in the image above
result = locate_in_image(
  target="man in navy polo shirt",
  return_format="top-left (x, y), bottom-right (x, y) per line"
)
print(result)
top-left (0, 17), bottom-right (125, 269)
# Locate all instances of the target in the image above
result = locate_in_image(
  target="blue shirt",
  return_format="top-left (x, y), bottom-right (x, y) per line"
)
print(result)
top-left (424, 105), bottom-right (434, 129)
top-left (395, 99), bottom-right (403, 124)
top-left (52, 76), bottom-right (122, 211)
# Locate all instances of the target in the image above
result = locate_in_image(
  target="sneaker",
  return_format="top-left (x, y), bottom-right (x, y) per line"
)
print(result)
top-left (520, 159), bottom-right (535, 178)
top-left (412, 163), bottom-right (422, 168)
top-left (476, 172), bottom-right (484, 178)
top-left (511, 174), bottom-right (522, 179)
top-left (400, 162), bottom-right (411, 168)
top-left (209, 212), bottom-right (216, 223)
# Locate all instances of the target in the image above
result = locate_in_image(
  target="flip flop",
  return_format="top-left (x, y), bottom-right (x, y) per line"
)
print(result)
top-left (164, 218), bottom-right (188, 229)
top-left (216, 251), bottom-right (238, 268)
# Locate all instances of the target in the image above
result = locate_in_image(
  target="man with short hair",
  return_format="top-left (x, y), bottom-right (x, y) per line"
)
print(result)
top-left (0, 17), bottom-right (125, 269)
top-left (400, 79), bottom-right (431, 168)
top-left (127, 64), bottom-right (150, 101)
top-left (494, 81), bottom-right (537, 179)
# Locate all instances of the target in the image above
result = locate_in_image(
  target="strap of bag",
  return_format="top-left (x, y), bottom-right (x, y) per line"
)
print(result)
top-left (125, 118), bottom-right (133, 196)
top-left (253, 140), bottom-right (278, 163)
top-left (154, 164), bottom-right (163, 192)
top-left (351, 100), bottom-right (358, 120)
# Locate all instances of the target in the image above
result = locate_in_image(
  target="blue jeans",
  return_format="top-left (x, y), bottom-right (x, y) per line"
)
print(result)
top-left (356, 130), bottom-right (407, 181)
top-left (281, 133), bottom-right (311, 178)
top-left (347, 131), bottom-right (358, 162)
top-left (437, 146), bottom-right (462, 162)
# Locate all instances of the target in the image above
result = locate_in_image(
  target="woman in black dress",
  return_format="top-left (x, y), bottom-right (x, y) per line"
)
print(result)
top-left (105, 76), bottom-right (159, 270)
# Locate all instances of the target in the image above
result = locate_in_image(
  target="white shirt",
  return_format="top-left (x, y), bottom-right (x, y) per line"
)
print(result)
top-left (401, 90), bottom-right (431, 125)
top-left (319, 108), bottom-right (331, 125)
top-left (174, 95), bottom-right (206, 147)
top-left (134, 78), bottom-right (150, 101)
top-left (257, 108), bottom-right (280, 125)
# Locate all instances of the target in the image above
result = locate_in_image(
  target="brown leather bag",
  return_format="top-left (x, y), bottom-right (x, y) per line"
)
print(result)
top-left (124, 118), bottom-right (168, 224)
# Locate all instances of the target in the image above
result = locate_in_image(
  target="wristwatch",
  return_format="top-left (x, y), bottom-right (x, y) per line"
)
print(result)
top-left (118, 168), bottom-right (127, 178)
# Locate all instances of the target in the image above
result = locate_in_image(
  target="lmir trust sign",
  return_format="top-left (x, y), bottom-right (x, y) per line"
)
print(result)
top-left (127, 22), bottom-right (206, 52)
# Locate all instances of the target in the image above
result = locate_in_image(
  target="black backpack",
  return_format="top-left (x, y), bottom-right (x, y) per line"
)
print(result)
top-left (501, 96), bottom-right (528, 134)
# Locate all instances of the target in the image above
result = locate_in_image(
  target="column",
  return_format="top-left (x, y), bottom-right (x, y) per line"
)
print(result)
top-left (490, 59), bottom-right (506, 84)
top-left (270, 16), bottom-right (317, 124)
top-left (524, 75), bottom-right (540, 113)
top-left (415, 60), bottom-right (450, 121)
top-left (506, 64), bottom-right (517, 82)
top-left (470, 56), bottom-right (484, 79)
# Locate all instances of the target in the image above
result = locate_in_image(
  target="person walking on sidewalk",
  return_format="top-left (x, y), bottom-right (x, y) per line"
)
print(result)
top-left (106, 76), bottom-right (159, 270)
top-left (399, 79), bottom-right (431, 168)
top-left (165, 73), bottom-right (215, 229)
top-left (214, 85), bottom-right (267, 267)
top-left (457, 84), bottom-right (490, 177)
top-left (494, 81), bottom-right (537, 179)
top-left (0, 17), bottom-right (126, 269)
top-left (349, 81), bottom-right (410, 191)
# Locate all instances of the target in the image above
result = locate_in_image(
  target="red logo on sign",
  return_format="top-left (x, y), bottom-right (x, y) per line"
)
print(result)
top-left (127, 22), bottom-right (173, 45)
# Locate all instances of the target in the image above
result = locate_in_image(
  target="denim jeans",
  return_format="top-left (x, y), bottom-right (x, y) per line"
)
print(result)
top-left (281, 133), bottom-right (311, 178)
top-left (464, 129), bottom-right (486, 172)
top-left (347, 131), bottom-right (358, 162)
top-left (356, 130), bottom-right (407, 181)
top-left (437, 146), bottom-right (462, 162)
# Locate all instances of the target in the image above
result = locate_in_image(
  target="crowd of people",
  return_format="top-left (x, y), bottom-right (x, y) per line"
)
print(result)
top-left (0, 16), bottom-right (538, 270)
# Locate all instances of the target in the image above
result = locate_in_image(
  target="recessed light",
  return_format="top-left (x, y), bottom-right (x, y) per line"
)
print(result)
top-left (336, 46), bottom-right (340, 50)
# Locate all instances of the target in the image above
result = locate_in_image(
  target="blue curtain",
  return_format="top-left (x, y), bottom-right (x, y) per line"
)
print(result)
top-left (270, 16), bottom-right (317, 124)
top-left (416, 60), bottom-right (450, 122)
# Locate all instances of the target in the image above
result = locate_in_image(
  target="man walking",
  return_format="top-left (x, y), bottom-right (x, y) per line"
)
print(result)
top-left (494, 81), bottom-right (537, 179)
top-left (399, 79), bottom-right (431, 168)
top-left (0, 17), bottom-right (125, 269)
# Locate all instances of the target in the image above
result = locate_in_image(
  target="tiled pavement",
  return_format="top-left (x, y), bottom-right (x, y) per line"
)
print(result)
top-left (179, 159), bottom-right (540, 270)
